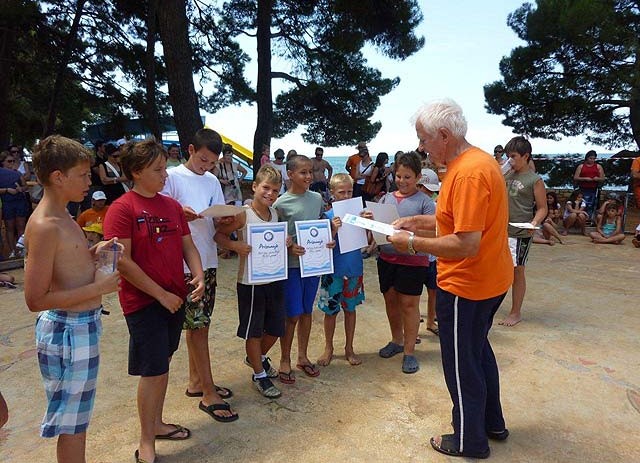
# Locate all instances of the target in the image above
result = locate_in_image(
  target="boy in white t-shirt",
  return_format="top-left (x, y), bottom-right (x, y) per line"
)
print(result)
top-left (161, 129), bottom-right (238, 422)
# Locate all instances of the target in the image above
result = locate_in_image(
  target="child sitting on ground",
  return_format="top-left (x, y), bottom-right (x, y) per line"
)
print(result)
top-left (214, 165), bottom-right (285, 399)
top-left (563, 190), bottom-right (589, 234)
top-left (534, 192), bottom-right (564, 245)
top-left (633, 224), bottom-right (640, 248)
top-left (589, 202), bottom-right (626, 244)
top-left (317, 174), bottom-right (367, 367)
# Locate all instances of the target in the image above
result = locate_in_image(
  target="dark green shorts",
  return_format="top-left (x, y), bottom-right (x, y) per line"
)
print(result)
top-left (182, 268), bottom-right (217, 330)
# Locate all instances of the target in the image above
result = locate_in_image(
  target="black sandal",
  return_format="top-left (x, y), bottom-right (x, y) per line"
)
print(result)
top-left (198, 401), bottom-right (239, 423)
top-left (430, 434), bottom-right (490, 459)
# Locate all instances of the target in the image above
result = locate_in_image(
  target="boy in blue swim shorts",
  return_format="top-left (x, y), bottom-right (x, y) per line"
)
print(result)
top-left (274, 154), bottom-right (328, 382)
top-left (24, 136), bottom-right (121, 462)
top-left (317, 174), bottom-right (366, 366)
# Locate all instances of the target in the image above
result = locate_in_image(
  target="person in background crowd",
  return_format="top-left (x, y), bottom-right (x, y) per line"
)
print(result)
top-left (260, 144), bottom-right (270, 166)
top-left (0, 150), bottom-right (29, 257)
top-left (98, 143), bottom-right (129, 204)
top-left (166, 144), bottom-right (183, 169)
top-left (76, 191), bottom-right (109, 228)
top-left (310, 146), bottom-right (333, 198)
top-left (346, 142), bottom-right (373, 199)
top-left (573, 150), bottom-right (605, 221)
top-left (270, 148), bottom-right (290, 194)
top-left (8, 145), bottom-right (31, 183)
top-left (214, 143), bottom-right (247, 206)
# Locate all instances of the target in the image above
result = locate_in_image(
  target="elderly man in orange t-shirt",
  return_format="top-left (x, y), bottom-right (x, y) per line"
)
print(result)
top-left (388, 99), bottom-right (513, 460)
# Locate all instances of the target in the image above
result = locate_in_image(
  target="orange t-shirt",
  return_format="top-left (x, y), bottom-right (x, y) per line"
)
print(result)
top-left (436, 147), bottom-right (513, 300)
top-left (76, 206), bottom-right (109, 228)
top-left (632, 157), bottom-right (640, 187)
top-left (346, 154), bottom-right (361, 180)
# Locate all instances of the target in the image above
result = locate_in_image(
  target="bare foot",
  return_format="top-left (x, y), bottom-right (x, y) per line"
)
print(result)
top-left (345, 350), bottom-right (362, 366)
top-left (499, 313), bottom-right (522, 327)
top-left (317, 348), bottom-right (333, 366)
top-left (547, 240), bottom-right (555, 246)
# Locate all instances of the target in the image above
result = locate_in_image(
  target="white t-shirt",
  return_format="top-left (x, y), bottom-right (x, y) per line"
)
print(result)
top-left (270, 161), bottom-right (289, 195)
top-left (162, 164), bottom-right (224, 271)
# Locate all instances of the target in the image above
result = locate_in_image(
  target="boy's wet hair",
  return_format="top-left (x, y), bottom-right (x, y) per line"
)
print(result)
top-left (192, 128), bottom-right (223, 155)
top-left (119, 139), bottom-right (167, 180)
top-left (286, 154), bottom-right (311, 172)
top-left (254, 164), bottom-right (282, 186)
top-left (329, 173), bottom-right (353, 191)
top-left (32, 135), bottom-right (91, 186)
top-left (395, 151), bottom-right (422, 176)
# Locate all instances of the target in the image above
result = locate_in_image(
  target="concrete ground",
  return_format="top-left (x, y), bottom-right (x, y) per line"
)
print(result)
top-left (1, 233), bottom-right (639, 462)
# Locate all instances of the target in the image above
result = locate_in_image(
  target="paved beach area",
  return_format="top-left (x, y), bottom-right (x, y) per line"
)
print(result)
top-left (1, 235), bottom-right (639, 462)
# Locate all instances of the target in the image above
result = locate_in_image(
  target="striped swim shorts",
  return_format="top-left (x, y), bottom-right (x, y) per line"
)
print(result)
top-left (35, 308), bottom-right (102, 437)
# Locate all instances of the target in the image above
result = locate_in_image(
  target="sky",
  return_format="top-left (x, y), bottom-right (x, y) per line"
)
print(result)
top-left (204, 0), bottom-right (616, 157)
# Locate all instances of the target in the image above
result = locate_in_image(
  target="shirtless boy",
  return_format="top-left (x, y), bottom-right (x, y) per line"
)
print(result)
top-left (24, 135), bottom-right (120, 463)
top-left (310, 146), bottom-right (333, 196)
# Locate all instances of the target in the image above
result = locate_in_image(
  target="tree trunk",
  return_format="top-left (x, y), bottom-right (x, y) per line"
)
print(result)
top-left (252, 0), bottom-right (273, 175)
top-left (157, 0), bottom-right (203, 153)
top-left (44, 0), bottom-right (86, 137)
top-left (144, 0), bottom-right (162, 141)
top-left (0, 16), bottom-right (17, 148)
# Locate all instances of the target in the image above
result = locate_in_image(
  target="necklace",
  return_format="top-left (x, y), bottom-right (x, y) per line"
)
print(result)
top-left (250, 203), bottom-right (270, 222)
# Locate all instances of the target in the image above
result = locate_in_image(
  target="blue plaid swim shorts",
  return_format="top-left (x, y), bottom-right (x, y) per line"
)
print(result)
top-left (35, 308), bottom-right (102, 437)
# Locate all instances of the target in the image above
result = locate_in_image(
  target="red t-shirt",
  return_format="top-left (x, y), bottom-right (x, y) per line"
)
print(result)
top-left (103, 191), bottom-right (190, 315)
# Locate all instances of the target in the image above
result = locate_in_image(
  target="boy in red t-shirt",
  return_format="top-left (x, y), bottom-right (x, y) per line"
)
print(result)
top-left (103, 140), bottom-right (204, 463)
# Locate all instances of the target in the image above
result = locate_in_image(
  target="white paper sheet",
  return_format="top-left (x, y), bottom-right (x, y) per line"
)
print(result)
top-left (365, 201), bottom-right (400, 245)
top-left (509, 222), bottom-right (540, 230)
top-left (199, 204), bottom-right (244, 218)
top-left (343, 214), bottom-right (398, 238)
top-left (331, 197), bottom-right (369, 253)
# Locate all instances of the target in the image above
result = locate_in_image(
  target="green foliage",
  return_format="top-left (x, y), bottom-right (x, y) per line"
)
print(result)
top-left (221, 0), bottom-right (424, 147)
top-left (484, 0), bottom-right (640, 150)
top-left (2, 0), bottom-right (253, 144)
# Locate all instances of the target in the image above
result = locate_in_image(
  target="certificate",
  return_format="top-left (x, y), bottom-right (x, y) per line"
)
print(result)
top-left (331, 197), bottom-right (368, 254)
top-left (295, 219), bottom-right (334, 278)
top-left (365, 201), bottom-right (400, 245)
top-left (246, 222), bottom-right (288, 284)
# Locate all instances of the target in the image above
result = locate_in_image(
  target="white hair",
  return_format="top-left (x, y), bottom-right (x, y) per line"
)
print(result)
top-left (411, 98), bottom-right (468, 138)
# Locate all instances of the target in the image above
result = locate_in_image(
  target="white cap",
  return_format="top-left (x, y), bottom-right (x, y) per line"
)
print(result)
top-left (418, 168), bottom-right (440, 191)
top-left (116, 138), bottom-right (127, 147)
top-left (92, 191), bottom-right (107, 201)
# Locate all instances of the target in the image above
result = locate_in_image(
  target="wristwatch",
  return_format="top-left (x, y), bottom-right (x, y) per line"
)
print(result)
top-left (407, 233), bottom-right (416, 255)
